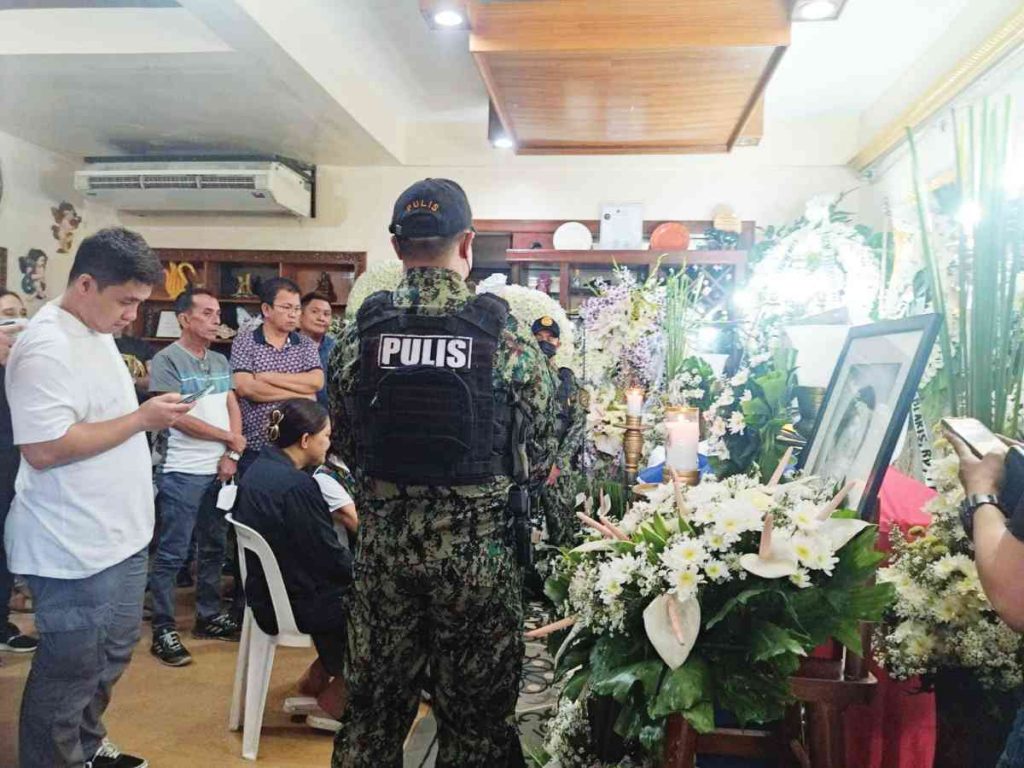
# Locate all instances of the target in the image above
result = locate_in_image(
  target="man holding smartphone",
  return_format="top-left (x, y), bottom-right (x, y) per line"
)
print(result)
top-left (6, 228), bottom-right (192, 768)
top-left (946, 428), bottom-right (1024, 767)
top-left (148, 288), bottom-right (245, 667)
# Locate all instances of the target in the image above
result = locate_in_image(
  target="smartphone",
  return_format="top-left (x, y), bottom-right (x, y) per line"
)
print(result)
top-left (1003, 447), bottom-right (1024, 522)
top-left (941, 417), bottom-right (1005, 458)
top-left (180, 384), bottom-right (215, 405)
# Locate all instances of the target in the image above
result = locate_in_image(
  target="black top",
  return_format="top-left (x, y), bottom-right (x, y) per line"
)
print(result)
top-left (0, 367), bottom-right (12, 451)
top-left (234, 446), bottom-right (353, 635)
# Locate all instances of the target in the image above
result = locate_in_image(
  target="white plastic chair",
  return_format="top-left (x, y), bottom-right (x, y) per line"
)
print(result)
top-left (226, 513), bottom-right (313, 760)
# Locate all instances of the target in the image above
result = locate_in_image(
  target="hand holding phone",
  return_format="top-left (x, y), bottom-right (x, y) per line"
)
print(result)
top-left (941, 417), bottom-right (1006, 458)
top-left (179, 384), bottom-right (215, 405)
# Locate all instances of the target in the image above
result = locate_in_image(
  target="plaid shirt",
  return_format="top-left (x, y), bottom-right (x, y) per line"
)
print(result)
top-left (230, 324), bottom-right (321, 452)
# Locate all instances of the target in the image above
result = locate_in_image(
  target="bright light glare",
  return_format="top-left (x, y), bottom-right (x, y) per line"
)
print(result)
top-left (733, 289), bottom-right (758, 315)
top-left (797, 0), bottom-right (839, 20)
top-left (492, 136), bottom-right (514, 149)
top-left (433, 10), bottom-right (465, 27)
top-left (958, 201), bottom-right (983, 231)
top-left (697, 326), bottom-right (721, 352)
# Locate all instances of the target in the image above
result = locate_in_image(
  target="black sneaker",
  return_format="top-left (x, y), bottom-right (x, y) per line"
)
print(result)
top-left (193, 613), bottom-right (241, 641)
top-left (150, 628), bottom-right (192, 667)
top-left (0, 622), bottom-right (38, 653)
top-left (88, 739), bottom-right (148, 768)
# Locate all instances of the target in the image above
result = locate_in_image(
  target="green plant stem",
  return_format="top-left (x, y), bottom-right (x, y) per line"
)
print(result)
top-left (908, 127), bottom-right (958, 416)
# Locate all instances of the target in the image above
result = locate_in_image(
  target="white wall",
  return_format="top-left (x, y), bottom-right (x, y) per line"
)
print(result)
top-left (130, 152), bottom-right (859, 267)
top-left (0, 129), bottom-right (120, 311)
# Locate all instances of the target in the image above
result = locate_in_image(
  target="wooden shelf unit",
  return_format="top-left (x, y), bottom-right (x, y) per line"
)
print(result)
top-left (135, 248), bottom-right (366, 345)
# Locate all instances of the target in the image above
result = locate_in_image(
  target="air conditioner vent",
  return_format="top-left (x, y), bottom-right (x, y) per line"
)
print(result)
top-left (197, 175), bottom-right (257, 189)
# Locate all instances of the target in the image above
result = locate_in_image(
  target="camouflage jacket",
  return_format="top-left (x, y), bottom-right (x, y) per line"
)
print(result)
top-left (327, 267), bottom-right (557, 552)
top-left (552, 363), bottom-right (589, 471)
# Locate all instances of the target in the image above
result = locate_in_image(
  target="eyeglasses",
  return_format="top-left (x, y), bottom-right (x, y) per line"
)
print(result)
top-left (273, 303), bottom-right (302, 315)
top-left (267, 408), bottom-right (284, 443)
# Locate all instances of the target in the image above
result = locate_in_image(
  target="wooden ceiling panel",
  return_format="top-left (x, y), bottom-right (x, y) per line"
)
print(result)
top-left (468, 0), bottom-right (789, 155)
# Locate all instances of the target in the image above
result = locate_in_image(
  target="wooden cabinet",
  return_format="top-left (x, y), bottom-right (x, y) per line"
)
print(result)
top-left (135, 248), bottom-right (365, 349)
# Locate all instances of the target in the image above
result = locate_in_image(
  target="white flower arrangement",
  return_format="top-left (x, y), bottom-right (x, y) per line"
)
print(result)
top-left (874, 439), bottom-right (1024, 692)
top-left (344, 259), bottom-right (404, 318)
top-left (534, 473), bottom-right (891, 762)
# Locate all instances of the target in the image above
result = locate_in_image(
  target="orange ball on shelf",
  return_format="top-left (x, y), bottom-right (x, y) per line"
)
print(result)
top-left (649, 222), bottom-right (691, 251)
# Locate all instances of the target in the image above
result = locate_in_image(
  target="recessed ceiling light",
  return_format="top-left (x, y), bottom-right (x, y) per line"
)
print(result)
top-left (492, 136), bottom-right (515, 150)
top-left (433, 9), bottom-right (465, 27)
top-left (794, 0), bottom-right (844, 21)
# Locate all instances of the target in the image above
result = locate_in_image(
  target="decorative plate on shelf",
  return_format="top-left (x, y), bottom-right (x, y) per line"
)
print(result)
top-left (649, 222), bottom-right (691, 251)
top-left (552, 221), bottom-right (593, 250)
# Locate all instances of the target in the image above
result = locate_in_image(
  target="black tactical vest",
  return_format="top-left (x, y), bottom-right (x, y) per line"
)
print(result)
top-left (348, 290), bottom-right (514, 485)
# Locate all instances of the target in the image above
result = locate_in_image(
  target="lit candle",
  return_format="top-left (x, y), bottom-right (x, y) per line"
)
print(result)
top-left (625, 388), bottom-right (644, 416)
top-left (665, 414), bottom-right (699, 472)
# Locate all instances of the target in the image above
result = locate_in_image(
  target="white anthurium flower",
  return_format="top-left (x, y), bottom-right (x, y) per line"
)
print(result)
top-left (571, 540), bottom-right (619, 554)
top-left (740, 513), bottom-right (799, 579)
top-left (643, 593), bottom-right (701, 670)
top-left (818, 518), bottom-right (872, 553)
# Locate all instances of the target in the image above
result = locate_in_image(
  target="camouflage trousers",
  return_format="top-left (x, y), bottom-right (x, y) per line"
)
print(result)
top-left (538, 474), bottom-right (580, 548)
top-left (331, 538), bottom-right (525, 768)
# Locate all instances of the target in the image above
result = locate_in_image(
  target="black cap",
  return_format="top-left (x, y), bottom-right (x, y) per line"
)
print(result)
top-left (531, 316), bottom-right (560, 338)
top-left (389, 178), bottom-right (473, 238)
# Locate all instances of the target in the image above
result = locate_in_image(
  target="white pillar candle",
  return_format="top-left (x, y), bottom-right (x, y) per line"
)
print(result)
top-left (665, 419), bottom-right (699, 472)
top-left (625, 388), bottom-right (644, 417)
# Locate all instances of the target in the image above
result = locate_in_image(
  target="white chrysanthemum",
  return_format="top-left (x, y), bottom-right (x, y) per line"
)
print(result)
top-left (661, 537), bottom-right (709, 571)
top-left (666, 566), bottom-right (705, 599)
top-left (789, 569), bottom-right (812, 589)
top-left (704, 559), bottom-right (730, 583)
top-left (727, 411), bottom-right (746, 435)
top-left (790, 501), bottom-right (821, 531)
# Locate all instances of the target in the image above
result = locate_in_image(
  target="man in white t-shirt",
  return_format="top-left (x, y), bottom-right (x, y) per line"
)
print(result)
top-left (147, 288), bottom-right (246, 668)
top-left (5, 228), bottom-right (191, 768)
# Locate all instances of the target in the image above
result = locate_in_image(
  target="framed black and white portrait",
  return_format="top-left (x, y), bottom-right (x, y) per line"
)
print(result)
top-left (799, 314), bottom-right (941, 520)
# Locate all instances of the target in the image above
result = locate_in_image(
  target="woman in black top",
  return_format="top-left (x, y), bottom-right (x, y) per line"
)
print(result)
top-left (235, 398), bottom-right (351, 720)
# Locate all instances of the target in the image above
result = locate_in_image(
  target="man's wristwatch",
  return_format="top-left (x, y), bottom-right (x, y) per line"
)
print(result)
top-left (959, 493), bottom-right (1002, 541)
top-left (225, 450), bottom-right (242, 462)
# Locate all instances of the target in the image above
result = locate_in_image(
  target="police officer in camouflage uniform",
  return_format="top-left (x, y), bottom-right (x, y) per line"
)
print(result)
top-left (532, 316), bottom-right (589, 547)
top-left (328, 179), bottom-right (556, 768)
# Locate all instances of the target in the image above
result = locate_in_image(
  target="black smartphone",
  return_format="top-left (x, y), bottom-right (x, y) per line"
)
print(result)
top-left (941, 417), bottom-right (1005, 458)
top-left (179, 384), bottom-right (215, 405)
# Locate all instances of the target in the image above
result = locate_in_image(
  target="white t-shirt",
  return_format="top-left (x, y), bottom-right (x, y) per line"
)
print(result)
top-left (313, 470), bottom-right (354, 549)
top-left (4, 301), bottom-right (155, 579)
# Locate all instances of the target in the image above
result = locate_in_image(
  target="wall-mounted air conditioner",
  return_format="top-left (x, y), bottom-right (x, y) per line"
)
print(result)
top-left (73, 156), bottom-right (315, 217)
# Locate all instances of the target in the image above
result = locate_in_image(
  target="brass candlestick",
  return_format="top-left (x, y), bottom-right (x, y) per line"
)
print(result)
top-left (623, 415), bottom-right (644, 484)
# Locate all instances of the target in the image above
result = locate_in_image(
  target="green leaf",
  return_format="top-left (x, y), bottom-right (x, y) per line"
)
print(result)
top-left (543, 575), bottom-right (569, 607)
top-left (751, 621), bottom-right (810, 662)
top-left (832, 619), bottom-right (864, 655)
top-left (591, 659), bottom-right (665, 703)
top-left (590, 633), bottom-right (646, 685)
top-left (651, 513), bottom-right (671, 540)
top-left (705, 587), bottom-right (771, 629)
top-left (684, 701), bottom-right (716, 734)
top-left (649, 657), bottom-right (712, 718)
top-left (562, 669), bottom-right (590, 702)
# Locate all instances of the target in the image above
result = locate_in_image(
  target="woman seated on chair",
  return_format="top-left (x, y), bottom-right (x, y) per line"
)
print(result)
top-left (234, 398), bottom-right (352, 720)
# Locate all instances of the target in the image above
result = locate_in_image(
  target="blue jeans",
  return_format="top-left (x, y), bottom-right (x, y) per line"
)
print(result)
top-left (1000, 704), bottom-right (1024, 767)
top-left (20, 549), bottom-right (147, 768)
top-left (151, 472), bottom-right (216, 630)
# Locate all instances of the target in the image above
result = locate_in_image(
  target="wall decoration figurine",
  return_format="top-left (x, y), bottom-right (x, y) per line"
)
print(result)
top-left (50, 201), bottom-right (82, 254)
top-left (19, 249), bottom-right (48, 300)
top-left (315, 270), bottom-right (338, 303)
